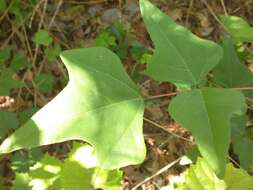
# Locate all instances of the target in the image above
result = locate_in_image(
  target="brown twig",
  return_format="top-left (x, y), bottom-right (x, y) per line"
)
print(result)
top-left (145, 92), bottom-right (178, 100)
top-left (0, 16), bottom-right (28, 49)
top-left (143, 117), bottom-right (192, 142)
top-left (144, 85), bottom-right (253, 101)
top-left (220, 0), bottom-right (228, 16)
top-left (0, 0), bottom-right (14, 24)
top-left (131, 157), bottom-right (182, 190)
top-left (66, 0), bottom-right (107, 5)
top-left (200, 0), bottom-right (225, 27)
top-left (22, 23), bottom-right (33, 59)
top-left (186, 0), bottom-right (194, 25)
top-left (48, 0), bottom-right (63, 30)
top-left (29, 0), bottom-right (45, 28)
top-left (232, 86), bottom-right (253, 91)
top-left (31, 0), bottom-right (48, 69)
top-left (228, 155), bottom-right (240, 168)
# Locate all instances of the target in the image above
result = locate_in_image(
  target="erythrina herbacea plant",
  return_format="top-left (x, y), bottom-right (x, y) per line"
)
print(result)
top-left (1, 0), bottom-right (253, 189)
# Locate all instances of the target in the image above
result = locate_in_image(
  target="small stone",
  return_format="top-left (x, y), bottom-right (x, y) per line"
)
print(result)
top-left (124, 0), bottom-right (139, 17)
top-left (88, 5), bottom-right (103, 17)
top-left (101, 8), bottom-right (120, 23)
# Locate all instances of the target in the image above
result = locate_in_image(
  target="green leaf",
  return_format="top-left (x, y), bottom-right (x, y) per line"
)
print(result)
top-left (93, 169), bottom-right (123, 190)
top-left (95, 31), bottom-right (117, 48)
top-left (0, 110), bottom-right (18, 138)
top-left (180, 145), bottom-right (200, 166)
top-left (28, 154), bottom-right (62, 190)
top-left (224, 163), bottom-right (253, 190)
top-left (0, 47), bottom-right (11, 62)
top-left (130, 41), bottom-right (152, 64)
top-left (66, 142), bottom-right (98, 168)
top-left (11, 148), bottom-right (43, 173)
top-left (140, 0), bottom-right (222, 87)
top-left (11, 173), bottom-right (31, 190)
top-left (60, 161), bottom-right (93, 190)
top-left (168, 87), bottom-right (246, 177)
top-left (0, 70), bottom-right (23, 95)
top-left (0, 47), bottom-right (146, 170)
top-left (231, 115), bottom-right (248, 141)
top-left (221, 15), bottom-right (253, 43)
top-left (9, 0), bottom-right (23, 21)
top-left (45, 44), bottom-right (61, 61)
top-left (32, 30), bottom-right (53, 46)
top-left (18, 107), bottom-right (39, 125)
top-left (34, 73), bottom-right (54, 94)
top-left (10, 52), bottom-right (29, 72)
top-left (63, 142), bottom-right (123, 190)
top-left (175, 157), bottom-right (227, 190)
top-left (234, 138), bottom-right (253, 172)
top-left (231, 116), bottom-right (253, 172)
top-left (0, 0), bottom-right (6, 13)
top-left (176, 158), bottom-right (253, 190)
top-left (212, 36), bottom-right (253, 88)
top-left (0, 174), bottom-right (5, 190)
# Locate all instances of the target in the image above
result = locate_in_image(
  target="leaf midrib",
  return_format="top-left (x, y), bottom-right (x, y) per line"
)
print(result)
top-left (70, 61), bottom-right (139, 97)
top-left (58, 96), bottom-right (142, 125)
top-left (148, 11), bottom-right (197, 85)
top-left (199, 90), bottom-right (217, 162)
top-left (98, 101), bottom-right (143, 168)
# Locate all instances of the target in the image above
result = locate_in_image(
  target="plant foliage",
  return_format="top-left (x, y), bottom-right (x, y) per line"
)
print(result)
top-left (0, 0), bottom-right (253, 189)
top-left (175, 157), bottom-right (253, 190)
top-left (169, 88), bottom-right (246, 177)
top-left (0, 47), bottom-right (146, 170)
top-left (140, 0), bottom-right (222, 88)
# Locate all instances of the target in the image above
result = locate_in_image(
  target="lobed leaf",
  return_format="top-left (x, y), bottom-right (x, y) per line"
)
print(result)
top-left (175, 158), bottom-right (253, 190)
top-left (221, 15), bottom-right (253, 43)
top-left (169, 87), bottom-right (246, 177)
top-left (140, 0), bottom-right (222, 87)
top-left (212, 36), bottom-right (253, 88)
top-left (175, 157), bottom-right (226, 190)
top-left (0, 47), bottom-right (146, 170)
top-left (231, 116), bottom-right (253, 172)
top-left (224, 163), bottom-right (253, 190)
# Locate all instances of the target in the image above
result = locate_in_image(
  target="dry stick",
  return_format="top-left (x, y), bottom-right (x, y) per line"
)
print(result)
top-left (131, 157), bottom-right (182, 190)
top-left (7, 16), bottom-right (28, 50)
top-left (15, 21), bottom-right (34, 102)
top-left (66, 0), bottom-right (107, 5)
top-left (56, 60), bottom-right (67, 79)
top-left (228, 155), bottom-right (241, 168)
top-left (31, 0), bottom-right (48, 69)
top-left (186, 0), bottom-right (194, 25)
top-left (233, 86), bottom-right (253, 91)
top-left (145, 86), bottom-right (253, 100)
top-left (37, 0), bottom-right (64, 77)
top-left (146, 92), bottom-right (178, 100)
top-left (0, 0), bottom-right (14, 24)
top-left (54, 24), bottom-right (70, 48)
top-left (22, 23), bottom-right (33, 59)
top-left (1, 10), bottom-right (33, 49)
top-left (200, 0), bottom-right (225, 27)
top-left (220, 0), bottom-right (228, 16)
top-left (29, 0), bottom-right (45, 28)
top-left (143, 117), bottom-right (192, 143)
top-left (48, 0), bottom-right (63, 30)
top-left (31, 0), bottom-right (48, 107)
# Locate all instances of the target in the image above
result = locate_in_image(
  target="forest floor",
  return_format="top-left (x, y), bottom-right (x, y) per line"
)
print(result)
top-left (1, 0), bottom-right (253, 189)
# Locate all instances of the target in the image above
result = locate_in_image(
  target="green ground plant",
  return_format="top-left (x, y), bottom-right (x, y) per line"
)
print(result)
top-left (1, 0), bottom-right (253, 189)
